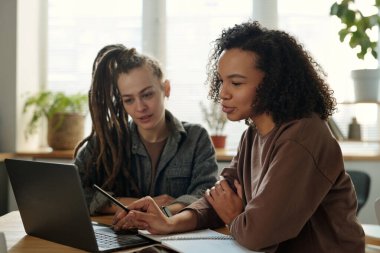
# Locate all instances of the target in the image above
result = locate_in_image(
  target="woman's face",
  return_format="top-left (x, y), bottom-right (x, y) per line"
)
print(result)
top-left (117, 65), bottom-right (169, 131)
top-left (218, 48), bottom-right (265, 122)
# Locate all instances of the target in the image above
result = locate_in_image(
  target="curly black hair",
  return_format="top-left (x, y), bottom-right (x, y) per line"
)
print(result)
top-left (206, 21), bottom-right (336, 125)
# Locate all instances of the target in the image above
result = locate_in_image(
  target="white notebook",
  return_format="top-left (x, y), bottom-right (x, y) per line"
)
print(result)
top-left (138, 229), bottom-right (261, 253)
top-left (139, 229), bottom-right (233, 241)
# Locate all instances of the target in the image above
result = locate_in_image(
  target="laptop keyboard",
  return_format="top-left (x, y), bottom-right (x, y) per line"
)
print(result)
top-left (95, 228), bottom-right (151, 250)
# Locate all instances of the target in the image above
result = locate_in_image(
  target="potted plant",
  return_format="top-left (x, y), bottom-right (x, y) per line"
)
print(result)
top-left (200, 101), bottom-right (228, 149)
top-left (330, 0), bottom-right (380, 101)
top-left (23, 91), bottom-right (88, 150)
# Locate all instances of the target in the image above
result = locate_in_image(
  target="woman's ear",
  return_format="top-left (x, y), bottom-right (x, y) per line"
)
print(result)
top-left (163, 79), bottom-right (171, 98)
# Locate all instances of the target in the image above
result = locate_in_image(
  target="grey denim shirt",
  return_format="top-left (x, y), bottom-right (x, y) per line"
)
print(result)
top-left (74, 110), bottom-right (218, 214)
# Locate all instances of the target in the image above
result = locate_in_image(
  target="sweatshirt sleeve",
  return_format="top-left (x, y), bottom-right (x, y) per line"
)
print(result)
top-left (230, 139), bottom-right (336, 251)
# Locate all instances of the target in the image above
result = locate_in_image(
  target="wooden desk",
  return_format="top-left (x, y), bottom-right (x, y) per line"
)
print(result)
top-left (0, 211), bottom-right (146, 252)
top-left (2, 211), bottom-right (380, 252)
top-left (363, 224), bottom-right (380, 246)
top-left (0, 211), bottom-right (228, 253)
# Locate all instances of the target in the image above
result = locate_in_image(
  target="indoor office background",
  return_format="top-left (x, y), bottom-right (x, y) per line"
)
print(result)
top-left (0, 0), bottom-right (380, 224)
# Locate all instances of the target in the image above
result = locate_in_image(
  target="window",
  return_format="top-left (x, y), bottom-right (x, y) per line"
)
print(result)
top-left (47, 0), bottom-right (251, 150)
top-left (165, 0), bottom-right (252, 150)
top-left (278, 0), bottom-right (380, 152)
top-left (47, 0), bottom-right (142, 94)
top-left (46, 0), bottom-right (380, 153)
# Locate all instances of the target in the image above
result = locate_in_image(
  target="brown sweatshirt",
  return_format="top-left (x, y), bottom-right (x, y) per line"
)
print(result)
top-left (187, 114), bottom-right (365, 253)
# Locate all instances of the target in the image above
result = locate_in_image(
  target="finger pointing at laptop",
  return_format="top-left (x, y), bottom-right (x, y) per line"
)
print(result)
top-left (113, 196), bottom-right (171, 234)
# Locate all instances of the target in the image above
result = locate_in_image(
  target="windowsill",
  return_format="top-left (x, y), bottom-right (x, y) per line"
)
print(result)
top-left (1, 146), bottom-right (380, 162)
top-left (0, 153), bottom-right (15, 161)
top-left (16, 149), bottom-right (74, 160)
top-left (216, 145), bottom-right (380, 162)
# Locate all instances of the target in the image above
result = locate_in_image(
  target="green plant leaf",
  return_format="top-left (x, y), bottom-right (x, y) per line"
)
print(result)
top-left (338, 29), bottom-right (350, 42)
top-left (23, 91), bottom-right (88, 137)
top-left (330, 2), bottom-right (337, 15)
top-left (342, 9), bottom-right (356, 25)
top-left (199, 101), bottom-right (227, 135)
top-left (330, 0), bottom-right (379, 60)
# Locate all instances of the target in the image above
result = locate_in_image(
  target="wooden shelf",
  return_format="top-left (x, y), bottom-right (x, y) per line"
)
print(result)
top-left (16, 149), bottom-right (74, 159)
top-left (338, 101), bottom-right (380, 105)
top-left (1, 147), bottom-right (380, 162)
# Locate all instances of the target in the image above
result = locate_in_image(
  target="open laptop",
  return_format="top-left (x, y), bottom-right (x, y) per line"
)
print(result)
top-left (5, 158), bottom-right (154, 252)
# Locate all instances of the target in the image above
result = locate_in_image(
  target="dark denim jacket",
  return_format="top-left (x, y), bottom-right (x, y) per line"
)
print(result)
top-left (74, 110), bottom-right (218, 214)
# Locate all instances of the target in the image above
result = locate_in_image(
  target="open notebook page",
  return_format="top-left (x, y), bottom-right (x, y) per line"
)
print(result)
top-left (138, 229), bottom-right (262, 253)
top-left (138, 229), bottom-right (233, 241)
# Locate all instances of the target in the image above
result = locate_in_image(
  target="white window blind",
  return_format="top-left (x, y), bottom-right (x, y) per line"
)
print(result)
top-left (46, 0), bottom-right (380, 154)
top-left (165, 0), bottom-right (252, 151)
top-left (278, 0), bottom-right (380, 154)
top-left (47, 0), bottom-right (142, 94)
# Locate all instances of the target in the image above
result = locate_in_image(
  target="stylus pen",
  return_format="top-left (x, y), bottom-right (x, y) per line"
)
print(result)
top-left (93, 184), bottom-right (130, 212)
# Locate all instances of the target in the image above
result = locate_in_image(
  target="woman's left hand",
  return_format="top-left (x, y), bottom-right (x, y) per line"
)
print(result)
top-left (153, 194), bottom-right (175, 206)
top-left (205, 178), bottom-right (244, 225)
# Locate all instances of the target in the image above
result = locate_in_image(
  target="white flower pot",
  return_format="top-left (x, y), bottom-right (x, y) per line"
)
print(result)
top-left (351, 69), bottom-right (380, 102)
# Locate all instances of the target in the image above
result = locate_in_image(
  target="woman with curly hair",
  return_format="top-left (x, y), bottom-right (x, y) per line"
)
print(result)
top-left (74, 44), bottom-right (218, 216)
top-left (112, 21), bottom-right (365, 252)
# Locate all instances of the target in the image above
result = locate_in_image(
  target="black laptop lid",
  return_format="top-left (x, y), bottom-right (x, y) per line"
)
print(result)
top-left (5, 158), bottom-right (99, 252)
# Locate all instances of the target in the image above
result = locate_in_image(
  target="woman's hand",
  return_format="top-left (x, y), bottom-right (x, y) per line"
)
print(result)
top-left (153, 194), bottom-right (175, 206)
top-left (205, 178), bottom-right (244, 225)
top-left (112, 196), bottom-right (173, 234)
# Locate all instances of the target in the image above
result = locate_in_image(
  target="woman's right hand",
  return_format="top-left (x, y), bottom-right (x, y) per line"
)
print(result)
top-left (112, 196), bottom-right (173, 234)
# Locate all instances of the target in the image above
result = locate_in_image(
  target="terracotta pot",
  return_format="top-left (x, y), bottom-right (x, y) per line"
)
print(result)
top-left (211, 135), bottom-right (226, 149)
top-left (47, 113), bottom-right (85, 150)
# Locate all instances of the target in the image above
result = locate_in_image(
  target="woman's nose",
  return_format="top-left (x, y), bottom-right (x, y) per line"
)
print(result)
top-left (219, 84), bottom-right (231, 101)
top-left (135, 99), bottom-right (147, 112)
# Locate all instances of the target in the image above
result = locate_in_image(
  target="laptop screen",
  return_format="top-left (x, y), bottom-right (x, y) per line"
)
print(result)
top-left (5, 158), bottom-right (153, 252)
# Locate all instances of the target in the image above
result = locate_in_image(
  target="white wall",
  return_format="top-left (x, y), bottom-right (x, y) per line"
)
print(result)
top-left (16, 0), bottom-right (48, 151)
top-left (0, 0), bottom-right (17, 152)
top-left (0, 0), bottom-right (46, 152)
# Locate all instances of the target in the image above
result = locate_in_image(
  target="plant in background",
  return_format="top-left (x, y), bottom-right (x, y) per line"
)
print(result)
top-left (330, 0), bottom-right (380, 60)
top-left (199, 101), bottom-right (227, 136)
top-left (330, 0), bottom-right (380, 102)
top-left (23, 91), bottom-right (88, 137)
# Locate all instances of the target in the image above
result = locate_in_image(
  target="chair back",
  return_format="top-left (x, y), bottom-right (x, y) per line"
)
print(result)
top-left (375, 198), bottom-right (380, 224)
top-left (347, 170), bottom-right (371, 214)
top-left (0, 232), bottom-right (7, 253)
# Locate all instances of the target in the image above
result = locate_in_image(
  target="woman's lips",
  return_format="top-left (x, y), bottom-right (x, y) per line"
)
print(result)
top-left (222, 106), bottom-right (235, 114)
top-left (139, 114), bottom-right (152, 123)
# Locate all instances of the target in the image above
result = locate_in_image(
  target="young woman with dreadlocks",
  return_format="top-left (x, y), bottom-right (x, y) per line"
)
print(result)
top-left (74, 44), bottom-right (218, 216)
top-left (112, 22), bottom-right (364, 252)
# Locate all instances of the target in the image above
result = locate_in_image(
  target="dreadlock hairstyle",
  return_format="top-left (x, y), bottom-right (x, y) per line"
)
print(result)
top-left (74, 45), bottom-right (164, 196)
top-left (206, 21), bottom-right (336, 125)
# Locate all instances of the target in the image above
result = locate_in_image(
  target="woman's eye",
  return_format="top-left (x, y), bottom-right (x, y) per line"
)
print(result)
top-left (123, 98), bottom-right (133, 104)
top-left (232, 82), bottom-right (242, 86)
top-left (142, 92), bottom-right (154, 99)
